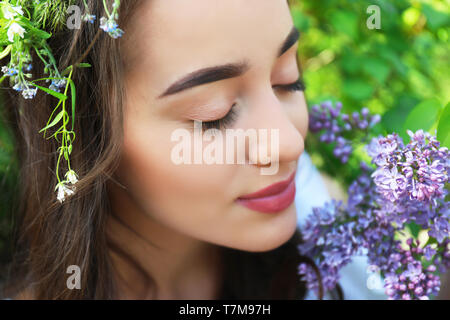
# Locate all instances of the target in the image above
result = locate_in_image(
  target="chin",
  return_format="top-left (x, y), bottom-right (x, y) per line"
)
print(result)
top-left (232, 205), bottom-right (298, 253)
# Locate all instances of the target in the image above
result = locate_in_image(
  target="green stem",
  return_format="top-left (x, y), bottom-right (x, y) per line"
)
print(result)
top-left (42, 43), bottom-right (61, 77)
top-left (62, 69), bottom-right (73, 171)
top-left (103, 0), bottom-right (111, 18)
top-left (53, 66), bottom-right (74, 180)
top-left (56, 151), bottom-right (63, 184)
top-left (33, 46), bottom-right (49, 67)
top-left (0, 45), bottom-right (12, 60)
top-left (82, 0), bottom-right (89, 11)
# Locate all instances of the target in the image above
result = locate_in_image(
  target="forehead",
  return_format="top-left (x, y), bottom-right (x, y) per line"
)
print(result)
top-left (123, 0), bottom-right (293, 91)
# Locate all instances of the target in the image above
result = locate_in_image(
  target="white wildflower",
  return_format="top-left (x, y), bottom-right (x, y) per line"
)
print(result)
top-left (56, 183), bottom-right (75, 203)
top-left (12, 6), bottom-right (24, 15)
top-left (3, 5), bottom-right (24, 20)
top-left (65, 170), bottom-right (79, 185)
top-left (22, 87), bottom-right (37, 99)
top-left (7, 22), bottom-right (26, 42)
top-left (22, 88), bottom-right (37, 99)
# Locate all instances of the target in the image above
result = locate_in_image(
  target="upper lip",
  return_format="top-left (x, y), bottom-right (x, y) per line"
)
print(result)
top-left (238, 171), bottom-right (297, 200)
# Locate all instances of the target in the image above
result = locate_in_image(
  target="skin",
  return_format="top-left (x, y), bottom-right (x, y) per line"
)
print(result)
top-left (106, 0), bottom-right (308, 299)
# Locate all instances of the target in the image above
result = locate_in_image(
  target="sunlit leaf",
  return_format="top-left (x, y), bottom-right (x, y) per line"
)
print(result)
top-left (402, 99), bottom-right (442, 141)
top-left (437, 102), bottom-right (450, 148)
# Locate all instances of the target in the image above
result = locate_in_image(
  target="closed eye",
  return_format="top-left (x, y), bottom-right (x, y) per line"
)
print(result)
top-left (200, 78), bottom-right (305, 131)
top-left (273, 78), bottom-right (305, 92)
top-left (201, 103), bottom-right (238, 131)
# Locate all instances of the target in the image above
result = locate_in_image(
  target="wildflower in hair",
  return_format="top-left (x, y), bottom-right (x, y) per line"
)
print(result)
top-left (82, 14), bottom-right (96, 24)
top-left (7, 22), bottom-right (26, 42)
top-left (55, 182), bottom-right (75, 204)
top-left (3, 5), bottom-right (23, 20)
top-left (65, 170), bottom-right (79, 185)
top-left (99, 17), bottom-right (124, 39)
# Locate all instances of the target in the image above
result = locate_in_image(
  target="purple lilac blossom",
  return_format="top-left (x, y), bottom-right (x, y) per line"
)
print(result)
top-left (309, 101), bottom-right (381, 163)
top-left (300, 109), bottom-right (449, 300)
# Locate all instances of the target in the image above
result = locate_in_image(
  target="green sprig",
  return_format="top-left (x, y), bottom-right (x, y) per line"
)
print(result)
top-left (0, 0), bottom-right (124, 203)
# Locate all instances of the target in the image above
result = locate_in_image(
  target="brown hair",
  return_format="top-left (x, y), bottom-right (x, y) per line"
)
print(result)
top-left (0, 0), bottom-right (334, 300)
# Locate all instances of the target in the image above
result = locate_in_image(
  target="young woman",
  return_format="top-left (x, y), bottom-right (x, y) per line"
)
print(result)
top-left (0, 0), bottom-right (342, 299)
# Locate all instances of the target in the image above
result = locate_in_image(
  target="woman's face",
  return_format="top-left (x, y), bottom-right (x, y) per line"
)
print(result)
top-left (115, 0), bottom-right (308, 252)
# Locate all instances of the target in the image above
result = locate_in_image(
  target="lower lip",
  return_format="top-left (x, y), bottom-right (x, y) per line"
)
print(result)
top-left (236, 180), bottom-right (296, 214)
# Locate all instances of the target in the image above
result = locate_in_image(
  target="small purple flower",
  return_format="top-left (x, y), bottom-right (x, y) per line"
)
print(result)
top-left (366, 134), bottom-right (400, 166)
top-left (372, 166), bottom-right (408, 202)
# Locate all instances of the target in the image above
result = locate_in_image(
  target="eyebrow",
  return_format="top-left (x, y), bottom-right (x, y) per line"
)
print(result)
top-left (158, 25), bottom-right (300, 99)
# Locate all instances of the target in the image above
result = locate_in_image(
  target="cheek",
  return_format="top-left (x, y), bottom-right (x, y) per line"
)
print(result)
top-left (299, 94), bottom-right (309, 138)
top-left (118, 116), bottom-right (236, 219)
top-left (287, 92), bottom-right (309, 138)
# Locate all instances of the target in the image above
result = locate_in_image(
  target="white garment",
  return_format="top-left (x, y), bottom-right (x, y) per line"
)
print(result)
top-left (295, 152), bottom-right (387, 300)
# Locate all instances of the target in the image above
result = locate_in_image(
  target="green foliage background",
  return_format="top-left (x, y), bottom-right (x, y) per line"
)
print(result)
top-left (290, 0), bottom-right (449, 187)
top-left (0, 0), bottom-right (449, 278)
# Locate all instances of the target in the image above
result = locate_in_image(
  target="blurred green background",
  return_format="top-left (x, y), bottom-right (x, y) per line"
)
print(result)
top-left (290, 0), bottom-right (449, 187)
top-left (0, 0), bottom-right (449, 276)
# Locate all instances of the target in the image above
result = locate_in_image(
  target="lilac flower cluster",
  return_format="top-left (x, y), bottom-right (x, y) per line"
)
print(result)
top-left (367, 130), bottom-right (449, 241)
top-left (383, 239), bottom-right (441, 300)
top-left (298, 199), bottom-right (363, 296)
top-left (299, 125), bottom-right (450, 300)
top-left (309, 101), bottom-right (381, 163)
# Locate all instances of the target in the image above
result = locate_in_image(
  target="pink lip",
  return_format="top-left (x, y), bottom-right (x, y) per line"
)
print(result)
top-left (236, 171), bottom-right (297, 214)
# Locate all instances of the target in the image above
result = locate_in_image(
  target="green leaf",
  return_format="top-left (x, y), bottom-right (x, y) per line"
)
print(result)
top-left (34, 84), bottom-right (68, 101)
top-left (291, 7), bottom-right (310, 31)
top-left (340, 52), bottom-right (365, 74)
top-left (61, 66), bottom-right (73, 77)
top-left (402, 99), bottom-right (442, 142)
top-left (437, 102), bottom-right (450, 148)
top-left (381, 95), bottom-right (418, 134)
top-left (30, 26), bottom-right (52, 39)
top-left (330, 10), bottom-right (359, 40)
top-left (407, 222), bottom-right (420, 239)
top-left (68, 79), bottom-right (76, 131)
top-left (378, 45), bottom-right (408, 76)
top-left (362, 58), bottom-right (390, 84)
top-left (17, 17), bottom-right (52, 39)
top-left (39, 110), bottom-right (64, 133)
top-left (342, 80), bottom-right (374, 100)
top-left (422, 4), bottom-right (450, 31)
top-left (76, 63), bottom-right (92, 68)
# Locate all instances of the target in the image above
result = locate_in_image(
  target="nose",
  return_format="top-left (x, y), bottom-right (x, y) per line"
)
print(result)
top-left (246, 86), bottom-right (305, 168)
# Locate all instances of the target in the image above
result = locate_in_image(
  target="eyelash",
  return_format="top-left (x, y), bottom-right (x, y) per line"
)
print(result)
top-left (201, 78), bottom-right (305, 131)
